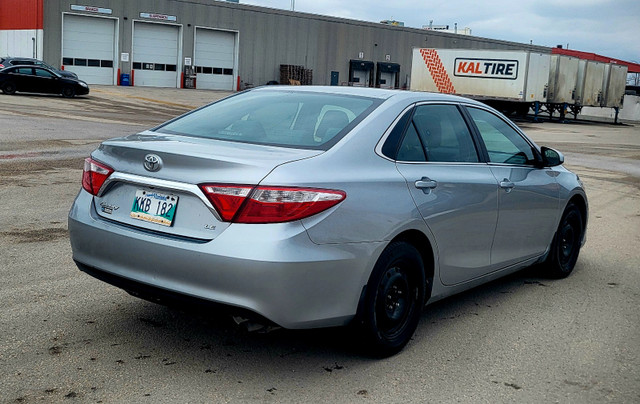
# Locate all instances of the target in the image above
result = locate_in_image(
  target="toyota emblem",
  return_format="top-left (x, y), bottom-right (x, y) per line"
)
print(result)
top-left (143, 154), bottom-right (162, 172)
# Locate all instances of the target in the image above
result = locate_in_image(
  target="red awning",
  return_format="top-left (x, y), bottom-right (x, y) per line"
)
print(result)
top-left (551, 48), bottom-right (640, 73)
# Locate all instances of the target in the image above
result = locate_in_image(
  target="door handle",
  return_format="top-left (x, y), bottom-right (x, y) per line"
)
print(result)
top-left (415, 177), bottom-right (437, 194)
top-left (499, 179), bottom-right (515, 193)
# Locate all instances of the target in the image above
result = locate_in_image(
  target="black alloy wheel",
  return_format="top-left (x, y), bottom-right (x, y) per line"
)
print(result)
top-left (1, 81), bottom-right (17, 95)
top-left (359, 241), bottom-right (426, 357)
top-left (545, 203), bottom-right (583, 278)
top-left (61, 86), bottom-right (75, 98)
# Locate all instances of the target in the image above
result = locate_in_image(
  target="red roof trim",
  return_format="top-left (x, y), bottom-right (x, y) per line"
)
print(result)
top-left (552, 48), bottom-right (640, 73)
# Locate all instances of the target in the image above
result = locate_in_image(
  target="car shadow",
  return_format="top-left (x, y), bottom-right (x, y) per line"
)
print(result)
top-left (79, 263), bottom-right (573, 372)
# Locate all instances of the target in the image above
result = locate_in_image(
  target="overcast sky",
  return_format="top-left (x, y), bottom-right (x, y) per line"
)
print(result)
top-left (242, 0), bottom-right (640, 63)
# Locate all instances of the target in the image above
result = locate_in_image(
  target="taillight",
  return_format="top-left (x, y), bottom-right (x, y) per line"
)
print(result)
top-left (200, 184), bottom-right (346, 223)
top-left (200, 185), bottom-right (253, 221)
top-left (82, 157), bottom-right (113, 196)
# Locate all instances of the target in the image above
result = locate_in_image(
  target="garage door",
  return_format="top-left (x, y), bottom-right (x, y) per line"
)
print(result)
top-left (62, 14), bottom-right (116, 85)
top-left (133, 22), bottom-right (179, 88)
top-left (194, 28), bottom-right (236, 90)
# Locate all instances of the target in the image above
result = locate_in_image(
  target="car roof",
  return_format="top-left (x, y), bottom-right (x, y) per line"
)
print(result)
top-left (4, 57), bottom-right (39, 61)
top-left (248, 85), bottom-right (488, 107)
top-left (3, 64), bottom-right (52, 70)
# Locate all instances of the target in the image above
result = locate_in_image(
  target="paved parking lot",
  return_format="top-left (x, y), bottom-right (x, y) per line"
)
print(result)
top-left (0, 87), bottom-right (638, 403)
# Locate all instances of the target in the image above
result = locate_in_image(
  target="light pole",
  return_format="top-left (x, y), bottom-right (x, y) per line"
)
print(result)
top-left (291, 0), bottom-right (295, 11)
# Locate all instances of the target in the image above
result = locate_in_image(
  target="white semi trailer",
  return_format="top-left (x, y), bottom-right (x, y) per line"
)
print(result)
top-left (411, 48), bottom-right (628, 122)
top-left (410, 48), bottom-right (549, 116)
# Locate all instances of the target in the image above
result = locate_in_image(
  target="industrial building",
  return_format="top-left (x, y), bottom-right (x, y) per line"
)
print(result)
top-left (1, 0), bottom-right (552, 91)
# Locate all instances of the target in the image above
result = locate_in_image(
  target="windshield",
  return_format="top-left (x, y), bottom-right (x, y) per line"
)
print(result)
top-left (155, 90), bottom-right (381, 149)
top-left (38, 61), bottom-right (56, 70)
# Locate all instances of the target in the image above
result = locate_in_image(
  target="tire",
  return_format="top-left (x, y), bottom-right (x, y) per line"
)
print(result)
top-left (543, 203), bottom-right (583, 278)
top-left (1, 81), bottom-right (17, 95)
top-left (358, 241), bottom-right (426, 357)
top-left (61, 86), bottom-right (75, 98)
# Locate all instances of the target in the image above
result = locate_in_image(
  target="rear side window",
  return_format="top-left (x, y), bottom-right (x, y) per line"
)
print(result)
top-left (15, 67), bottom-right (33, 75)
top-left (396, 122), bottom-right (426, 162)
top-left (412, 105), bottom-right (478, 163)
top-left (156, 91), bottom-right (381, 149)
top-left (390, 104), bottom-right (479, 163)
top-left (381, 107), bottom-right (413, 159)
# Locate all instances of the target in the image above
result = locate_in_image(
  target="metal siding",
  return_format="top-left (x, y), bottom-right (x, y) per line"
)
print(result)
top-left (603, 64), bottom-right (628, 107)
top-left (579, 60), bottom-right (606, 106)
top-left (0, 0), bottom-right (43, 30)
top-left (0, 29), bottom-right (44, 59)
top-left (525, 53), bottom-right (551, 102)
top-left (548, 55), bottom-right (580, 103)
top-left (43, 0), bottom-right (552, 90)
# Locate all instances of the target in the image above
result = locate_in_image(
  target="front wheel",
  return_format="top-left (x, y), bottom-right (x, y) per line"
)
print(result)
top-left (543, 203), bottom-right (584, 278)
top-left (61, 86), bottom-right (75, 98)
top-left (358, 241), bottom-right (425, 357)
top-left (1, 81), bottom-right (17, 95)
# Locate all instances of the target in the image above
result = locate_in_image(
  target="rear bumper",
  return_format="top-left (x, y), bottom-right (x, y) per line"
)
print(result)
top-left (69, 190), bottom-right (383, 329)
top-left (75, 260), bottom-right (277, 325)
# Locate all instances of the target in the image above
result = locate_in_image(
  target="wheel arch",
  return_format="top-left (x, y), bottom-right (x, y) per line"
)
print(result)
top-left (567, 193), bottom-right (588, 239)
top-left (391, 229), bottom-right (435, 299)
top-left (354, 228), bottom-right (436, 327)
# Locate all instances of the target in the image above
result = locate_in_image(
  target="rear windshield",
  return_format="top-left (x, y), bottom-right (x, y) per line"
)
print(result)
top-left (155, 90), bottom-right (381, 149)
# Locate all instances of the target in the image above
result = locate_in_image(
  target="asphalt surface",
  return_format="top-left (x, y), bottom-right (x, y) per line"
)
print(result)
top-left (0, 87), bottom-right (638, 403)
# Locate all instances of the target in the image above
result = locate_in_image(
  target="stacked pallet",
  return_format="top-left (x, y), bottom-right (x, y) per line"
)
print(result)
top-left (279, 65), bottom-right (313, 85)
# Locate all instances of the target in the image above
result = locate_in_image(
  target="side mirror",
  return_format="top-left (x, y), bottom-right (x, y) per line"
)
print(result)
top-left (541, 146), bottom-right (564, 167)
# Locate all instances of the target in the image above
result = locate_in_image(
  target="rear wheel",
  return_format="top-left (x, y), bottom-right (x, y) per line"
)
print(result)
top-left (1, 81), bottom-right (17, 95)
top-left (61, 86), bottom-right (75, 98)
top-left (543, 203), bottom-right (583, 278)
top-left (359, 241), bottom-right (425, 357)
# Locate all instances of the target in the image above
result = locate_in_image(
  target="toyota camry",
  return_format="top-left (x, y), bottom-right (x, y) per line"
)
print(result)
top-left (69, 87), bottom-right (587, 356)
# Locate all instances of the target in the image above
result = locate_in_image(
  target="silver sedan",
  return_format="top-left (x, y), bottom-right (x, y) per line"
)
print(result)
top-left (69, 86), bottom-right (587, 356)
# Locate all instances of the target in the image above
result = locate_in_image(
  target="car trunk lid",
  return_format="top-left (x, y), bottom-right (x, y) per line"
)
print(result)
top-left (90, 132), bottom-right (323, 240)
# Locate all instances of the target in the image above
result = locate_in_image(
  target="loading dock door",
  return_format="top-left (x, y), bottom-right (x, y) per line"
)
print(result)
top-left (194, 28), bottom-right (236, 90)
top-left (349, 60), bottom-right (374, 87)
top-left (62, 14), bottom-right (116, 85)
top-left (133, 22), bottom-right (179, 87)
top-left (376, 62), bottom-right (400, 89)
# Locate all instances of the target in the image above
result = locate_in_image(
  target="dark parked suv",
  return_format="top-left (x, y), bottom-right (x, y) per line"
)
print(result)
top-left (0, 57), bottom-right (77, 79)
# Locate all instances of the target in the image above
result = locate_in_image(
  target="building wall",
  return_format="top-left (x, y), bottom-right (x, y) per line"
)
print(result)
top-left (0, 0), bottom-right (44, 58)
top-left (42, 0), bottom-right (550, 88)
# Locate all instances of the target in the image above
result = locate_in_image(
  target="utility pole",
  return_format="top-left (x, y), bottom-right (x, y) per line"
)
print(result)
top-left (291, 0), bottom-right (295, 11)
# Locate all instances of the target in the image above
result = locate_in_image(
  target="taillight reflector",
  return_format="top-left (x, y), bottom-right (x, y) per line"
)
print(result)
top-left (82, 157), bottom-right (114, 196)
top-left (200, 184), bottom-right (346, 224)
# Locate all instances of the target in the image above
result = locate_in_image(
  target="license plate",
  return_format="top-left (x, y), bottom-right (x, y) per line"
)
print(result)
top-left (130, 189), bottom-right (178, 227)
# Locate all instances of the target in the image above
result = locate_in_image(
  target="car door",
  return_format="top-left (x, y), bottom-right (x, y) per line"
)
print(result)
top-left (32, 67), bottom-right (60, 94)
top-left (392, 103), bottom-right (500, 285)
top-left (465, 106), bottom-right (560, 268)
top-left (11, 67), bottom-right (36, 92)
